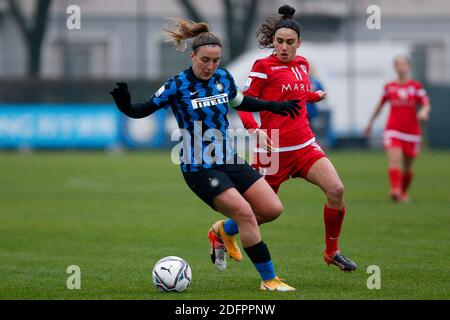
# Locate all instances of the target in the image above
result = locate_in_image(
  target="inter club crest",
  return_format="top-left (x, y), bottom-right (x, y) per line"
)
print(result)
top-left (215, 82), bottom-right (224, 92)
top-left (209, 177), bottom-right (220, 188)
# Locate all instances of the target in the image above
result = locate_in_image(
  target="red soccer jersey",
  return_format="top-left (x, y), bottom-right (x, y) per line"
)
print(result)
top-left (239, 54), bottom-right (320, 148)
top-left (380, 80), bottom-right (429, 137)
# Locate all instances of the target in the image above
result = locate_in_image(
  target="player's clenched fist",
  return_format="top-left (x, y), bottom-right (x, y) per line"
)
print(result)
top-left (315, 90), bottom-right (327, 101)
top-left (110, 82), bottom-right (131, 111)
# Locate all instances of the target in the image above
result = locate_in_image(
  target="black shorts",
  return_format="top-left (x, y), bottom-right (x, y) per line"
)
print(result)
top-left (182, 156), bottom-right (262, 210)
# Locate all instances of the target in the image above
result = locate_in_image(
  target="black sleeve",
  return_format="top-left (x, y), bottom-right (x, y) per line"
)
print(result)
top-left (110, 82), bottom-right (165, 119)
top-left (231, 94), bottom-right (301, 118)
top-left (120, 100), bottom-right (162, 119)
top-left (233, 96), bottom-right (277, 112)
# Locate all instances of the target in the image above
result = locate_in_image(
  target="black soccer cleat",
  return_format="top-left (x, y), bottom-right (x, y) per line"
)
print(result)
top-left (324, 251), bottom-right (358, 272)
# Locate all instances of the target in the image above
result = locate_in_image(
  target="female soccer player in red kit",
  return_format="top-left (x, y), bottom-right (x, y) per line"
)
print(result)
top-left (365, 56), bottom-right (431, 202)
top-left (208, 5), bottom-right (357, 273)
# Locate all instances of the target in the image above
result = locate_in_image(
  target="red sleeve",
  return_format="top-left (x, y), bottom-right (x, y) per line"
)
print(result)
top-left (243, 60), bottom-right (267, 98)
top-left (307, 91), bottom-right (321, 103)
top-left (238, 60), bottom-right (267, 130)
top-left (379, 84), bottom-right (389, 105)
top-left (237, 110), bottom-right (259, 131)
top-left (415, 82), bottom-right (430, 106)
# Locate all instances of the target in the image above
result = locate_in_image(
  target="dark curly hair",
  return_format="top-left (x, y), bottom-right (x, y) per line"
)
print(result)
top-left (256, 5), bottom-right (301, 48)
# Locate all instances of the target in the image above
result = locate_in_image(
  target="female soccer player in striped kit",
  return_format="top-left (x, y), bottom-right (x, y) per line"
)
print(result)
top-left (365, 56), bottom-right (431, 202)
top-left (111, 18), bottom-right (301, 291)
top-left (208, 5), bottom-right (357, 273)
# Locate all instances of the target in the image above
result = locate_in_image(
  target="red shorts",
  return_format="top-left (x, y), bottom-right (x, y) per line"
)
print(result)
top-left (384, 136), bottom-right (420, 158)
top-left (252, 141), bottom-right (326, 193)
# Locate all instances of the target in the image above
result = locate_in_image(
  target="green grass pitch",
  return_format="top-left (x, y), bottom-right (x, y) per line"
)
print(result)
top-left (0, 150), bottom-right (449, 299)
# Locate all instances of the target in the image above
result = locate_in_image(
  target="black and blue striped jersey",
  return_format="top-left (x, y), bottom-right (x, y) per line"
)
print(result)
top-left (150, 67), bottom-right (240, 172)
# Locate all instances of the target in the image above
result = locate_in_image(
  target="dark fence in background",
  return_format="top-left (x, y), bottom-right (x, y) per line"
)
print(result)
top-left (0, 79), bottom-right (164, 103)
top-left (0, 79), bottom-right (171, 150)
top-left (0, 79), bottom-right (449, 149)
top-left (426, 85), bottom-right (450, 149)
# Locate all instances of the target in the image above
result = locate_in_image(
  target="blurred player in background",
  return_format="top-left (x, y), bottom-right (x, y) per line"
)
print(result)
top-left (211, 5), bottom-right (358, 273)
top-left (111, 19), bottom-right (302, 291)
top-left (306, 65), bottom-right (325, 131)
top-left (365, 56), bottom-right (431, 203)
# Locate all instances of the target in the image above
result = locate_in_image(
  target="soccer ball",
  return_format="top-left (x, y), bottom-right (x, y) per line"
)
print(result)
top-left (152, 256), bottom-right (192, 292)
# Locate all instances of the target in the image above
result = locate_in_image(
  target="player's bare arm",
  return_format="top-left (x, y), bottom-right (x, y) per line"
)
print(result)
top-left (417, 103), bottom-right (431, 121)
top-left (365, 101), bottom-right (385, 137)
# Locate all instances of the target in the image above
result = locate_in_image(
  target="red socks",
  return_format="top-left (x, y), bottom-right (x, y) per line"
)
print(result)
top-left (389, 168), bottom-right (414, 196)
top-left (401, 171), bottom-right (413, 194)
top-left (388, 168), bottom-right (401, 193)
top-left (324, 205), bottom-right (346, 256)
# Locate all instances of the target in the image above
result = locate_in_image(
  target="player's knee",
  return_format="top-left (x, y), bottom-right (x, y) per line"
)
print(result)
top-left (388, 156), bottom-right (402, 168)
top-left (389, 160), bottom-right (402, 168)
top-left (327, 182), bottom-right (345, 202)
top-left (261, 199), bottom-right (283, 223)
top-left (238, 211), bottom-right (259, 229)
top-left (272, 199), bottom-right (284, 217)
top-left (234, 203), bottom-right (258, 227)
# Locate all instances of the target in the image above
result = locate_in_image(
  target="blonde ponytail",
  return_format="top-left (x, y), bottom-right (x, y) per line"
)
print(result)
top-left (165, 18), bottom-right (222, 52)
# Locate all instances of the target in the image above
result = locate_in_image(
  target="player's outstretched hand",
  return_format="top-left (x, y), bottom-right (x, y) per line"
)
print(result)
top-left (110, 82), bottom-right (131, 110)
top-left (315, 90), bottom-right (327, 101)
top-left (270, 100), bottom-right (301, 118)
top-left (252, 128), bottom-right (274, 152)
top-left (417, 108), bottom-right (430, 121)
